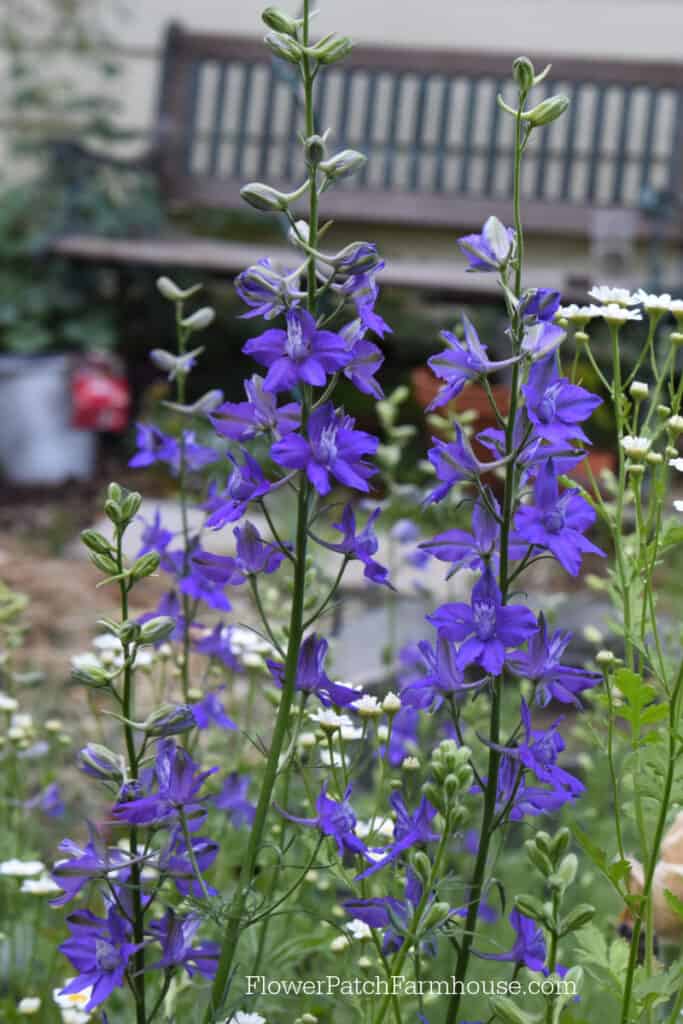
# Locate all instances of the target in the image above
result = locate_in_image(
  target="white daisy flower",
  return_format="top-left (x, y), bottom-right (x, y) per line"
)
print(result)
top-left (347, 918), bottom-right (373, 941)
top-left (308, 709), bottom-right (352, 731)
top-left (53, 982), bottom-right (93, 1020)
top-left (632, 289), bottom-right (674, 313)
top-left (0, 859), bottom-right (46, 878)
top-left (352, 694), bottom-right (382, 718)
top-left (556, 303), bottom-right (601, 322)
top-left (669, 457), bottom-right (683, 472)
top-left (0, 692), bottom-right (18, 712)
top-left (596, 303), bottom-right (643, 324)
top-left (20, 874), bottom-right (62, 895)
top-left (620, 435), bottom-right (651, 460)
top-left (17, 997), bottom-right (42, 1015)
top-left (588, 285), bottom-right (637, 306)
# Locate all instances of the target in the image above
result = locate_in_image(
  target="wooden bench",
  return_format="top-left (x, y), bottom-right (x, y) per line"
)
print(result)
top-left (51, 23), bottom-right (683, 299)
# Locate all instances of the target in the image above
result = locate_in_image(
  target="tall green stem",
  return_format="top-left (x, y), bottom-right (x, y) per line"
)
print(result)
top-left (204, 6), bottom-right (318, 1016)
top-left (445, 99), bottom-right (526, 1024)
top-left (116, 531), bottom-right (146, 1024)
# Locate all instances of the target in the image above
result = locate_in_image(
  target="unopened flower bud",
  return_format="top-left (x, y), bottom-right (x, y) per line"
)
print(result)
top-left (319, 148), bottom-right (367, 182)
top-left (658, 404), bottom-right (672, 418)
top-left (421, 901), bottom-right (452, 931)
top-left (180, 307), bottom-right (215, 333)
top-left (646, 451), bottom-right (663, 465)
top-left (402, 755), bottom-right (419, 771)
top-left (671, 331), bottom-right (683, 346)
top-left (130, 551), bottom-right (161, 583)
top-left (142, 703), bottom-right (196, 737)
top-left (156, 276), bottom-right (201, 302)
top-left (261, 6), bottom-right (299, 36)
top-left (120, 490), bottom-right (142, 523)
top-left (139, 616), bottom-right (175, 645)
top-left (78, 742), bottom-right (125, 781)
top-left (512, 56), bottom-right (535, 93)
top-left (377, 724), bottom-right (389, 742)
top-left (80, 529), bottom-right (112, 555)
top-left (668, 415), bottom-right (683, 435)
top-left (264, 30), bottom-right (303, 64)
top-left (382, 692), bottom-right (401, 714)
top-left (241, 181), bottom-right (290, 212)
top-left (305, 134), bottom-right (327, 166)
top-left (574, 330), bottom-right (590, 344)
top-left (525, 94), bottom-right (569, 127)
top-left (330, 934), bottom-right (350, 952)
top-left (309, 35), bottom-right (353, 64)
top-left (629, 380), bottom-right (649, 400)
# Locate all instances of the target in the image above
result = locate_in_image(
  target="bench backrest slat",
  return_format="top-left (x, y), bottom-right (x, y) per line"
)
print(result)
top-left (156, 23), bottom-right (683, 231)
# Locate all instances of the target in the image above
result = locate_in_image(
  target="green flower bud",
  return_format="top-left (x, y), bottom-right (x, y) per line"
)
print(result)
top-left (72, 663), bottom-right (112, 689)
top-left (410, 850), bottom-right (432, 887)
top-left (490, 995), bottom-right (537, 1024)
top-left (549, 827), bottom-right (571, 859)
top-left (309, 35), bottom-right (353, 64)
top-left (142, 703), bottom-right (196, 737)
top-left (549, 852), bottom-right (578, 890)
top-left (139, 616), bottom-right (175, 646)
top-left (264, 30), bottom-right (303, 64)
top-left (120, 490), bottom-right (142, 523)
top-left (130, 551), bottom-right (161, 582)
top-left (107, 482), bottom-right (122, 504)
top-left (525, 838), bottom-right (553, 876)
top-left (305, 134), bottom-right (327, 166)
top-left (525, 94), bottom-right (569, 127)
top-left (118, 620), bottom-right (141, 646)
top-left (514, 893), bottom-right (550, 924)
top-left (512, 56), bottom-right (535, 94)
top-left (104, 499), bottom-right (121, 526)
top-left (420, 901), bottom-right (451, 931)
top-left (240, 181), bottom-right (291, 212)
top-left (78, 742), bottom-right (125, 781)
top-left (89, 551), bottom-right (119, 576)
top-left (156, 276), bottom-right (202, 302)
top-left (319, 148), bottom-right (367, 181)
top-left (559, 903), bottom-right (595, 935)
top-left (262, 6), bottom-right (299, 36)
top-left (180, 307), bottom-right (215, 332)
top-left (80, 529), bottom-right (112, 555)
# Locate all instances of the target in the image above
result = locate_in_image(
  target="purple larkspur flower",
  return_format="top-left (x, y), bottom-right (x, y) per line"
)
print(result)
top-left (210, 374), bottom-right (300, 441)
top-left (336, 255), bottom-right (391, 338)
top-left (243, 308), bottom-right (349, 392)
top-left (149, 908), bottom-right (219, 977)
top-left (191, 690), bottom-right (237, 731)
top-left (427, 314), bottom-right (519, 410)
top-left (344, 868), bottom-right (443, 955)
top-left (315, 504), bottom-right (390, 586)
top-left (521, 320), bottom-right (566, 360)
top-left (475, 909), bottom-right (546, 972)
top-left (157, 828), bottom-right (219, 898)
top-left (523, 356), bottom-right (602, 446)
top-left (380, 706), bottom-right (420, 767)
top-left (519, 288), bottom-right (562, 322)
top-left (425, 426), bottom-right (485, 504)
top-left (112, 739), bottom-right (217, 827)
top-left (51, 827), bottom-right (131, 907)
top-left (340, 320), bottom-right (385, 398)
top-left (428, 566), bottom-right (536, 675)
top-left (458, 216), bottom-right (514, 271)
top-left (356, 792), bottom-right (439, 880)
top-left (268, 634), bottom-right (360, 707)
top-left (279, 781), bottom-right (368, 859)
top-left (214, 772), bottom-right (256, 827)
top-left (488, 699), bottom-right (584, 798)
top-left (193, 623), bottom-right (240, 669)
top-left (513, 459), bottom-right (605, 576)
top-left (421, 492), bottom-right (505, 575)
top-left (507, 614), bottom-right (601, 707)
top-left (235, 257), bottom-right (303, 320)
top-left (401, 635), bottom-right (486, 711)
top-left (137, 509), bottom-right (174, 559)
top-left (24, 781), bottom-right (64, 818)
top-left (203, 450), bottom-right (271, 529)
top-left (271, 402), bottom-right (378, 496)
top-left (129, 423), bottom-right (179, 469)
top-left (175, 549), bottom-right (235, 612)
top-left (234, 520), bottom-right (287, 574)
top-left (59, 907), bottom-right (140, 1010)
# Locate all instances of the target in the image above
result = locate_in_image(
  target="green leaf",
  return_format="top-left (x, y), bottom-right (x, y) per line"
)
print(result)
top-left (663, 887), bottom-right (683, 923)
